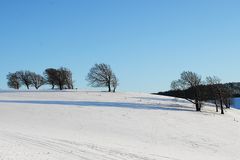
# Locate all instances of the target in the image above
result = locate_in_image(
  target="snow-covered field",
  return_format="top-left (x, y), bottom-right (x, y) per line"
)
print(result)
top-left (0, 91), bottom-right (239, 160)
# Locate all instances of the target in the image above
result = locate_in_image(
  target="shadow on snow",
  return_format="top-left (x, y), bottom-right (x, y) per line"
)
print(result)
top-left (133, 97), bottom-right (190, 104)
top-left (0, 100), bottom-right (195, 112)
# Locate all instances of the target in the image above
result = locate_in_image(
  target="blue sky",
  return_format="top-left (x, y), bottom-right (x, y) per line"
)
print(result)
top-left (0, 0), bottom-right (240, 92)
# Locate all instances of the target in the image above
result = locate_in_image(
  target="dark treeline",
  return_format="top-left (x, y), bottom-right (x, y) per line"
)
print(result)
top-left (6, 63), bottom-right (119, 92)
top-left (225, 82), bottom-right (240, 97)
top-left (157, 71), bottom-right (239, 114)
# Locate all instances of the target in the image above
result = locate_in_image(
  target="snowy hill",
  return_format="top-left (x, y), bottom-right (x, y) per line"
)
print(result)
top-left (0, 91), bottom-right (239, 160)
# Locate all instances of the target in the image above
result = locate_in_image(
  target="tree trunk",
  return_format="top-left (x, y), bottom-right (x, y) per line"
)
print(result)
top-left (108, 85), bottom-right (111, 92)
top-left (195, 100), bottom-right (201, 111)
top-left (214, 100), bottom-right (218, 112)
top-left (194, 88), bottom-right (201, 111)
top-left (220, 99), bottom-right (224, 114)
top-left (51, 84), bottom-right (55, 90)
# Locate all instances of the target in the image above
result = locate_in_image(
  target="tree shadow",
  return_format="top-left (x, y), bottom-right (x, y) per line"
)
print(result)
top-left (133, 97), bottom-right (190, 104)
top-left (0, 100), bottom-right (195, 112)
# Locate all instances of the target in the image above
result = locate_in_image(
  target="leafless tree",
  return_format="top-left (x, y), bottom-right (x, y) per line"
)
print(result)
top-left (86, 63), bottom-right (118, 92)
top-left (7, 72), bottom-right (21, 89)
top-left (171, 80), bottom-right (183, 91)
top-left (16, 71), bottom-right (33, 89)
top-left (171, 71), bottom-right (202, 111)
top-left (57, 67), bottom-right (74, 90)
top-left (206, 76), bottom-right (221, 112)
top-left (44, 67), bottom-right (73, 90)
top-left (111, 74), bottom-right (119, 93)
top-left (221, 85), bottom-right (232, 109)
top-left (44, 68), bottom-right (58, 89)
top-left (62, 67), bottom-right (74, 89)
top-left (206, 76), bottom-right (233, 114)
top-left (30, 72), bottom-right (46, 90)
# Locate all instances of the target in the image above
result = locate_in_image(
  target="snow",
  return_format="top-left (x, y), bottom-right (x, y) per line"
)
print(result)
top-left (0, 91), bottom-right (239, 160)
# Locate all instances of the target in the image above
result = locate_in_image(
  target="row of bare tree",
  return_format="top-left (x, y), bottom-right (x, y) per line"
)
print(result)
top-left (6, 63), bottom-right (119, 92)
top-left (168, 71), bottom-right (233, 114)
top-left (7, 67), bottom-right (74, 90)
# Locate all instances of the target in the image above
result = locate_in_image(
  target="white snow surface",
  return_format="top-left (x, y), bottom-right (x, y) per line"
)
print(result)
top-left (0, 91), bottom-right (239, 160)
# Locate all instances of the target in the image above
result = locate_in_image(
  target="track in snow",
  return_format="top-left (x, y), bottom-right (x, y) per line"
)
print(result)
top-left (0, 130), bottom-right (180, 160)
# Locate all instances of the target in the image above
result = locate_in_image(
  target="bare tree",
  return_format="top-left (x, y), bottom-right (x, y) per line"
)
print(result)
top-left (111, 74), bottom-right (119, 93)
top-left (216, 84), bottom-right (228, 114)
top-left (16, 71), bottom-right (33, 89)
top-left (44, 67), bottom-right (73, 90)
top-left (56, 68), bottom-right (65, 90)
top-left (171, 80), bottom-right (183, 91)
top-left (171, 71), bottom-right (202, 111)
top-left (30, 72), bottom-right (46, 90)
top-left (56, 67), bottom-right (74, 90)
top-left (206, 76), bottom-right (221, 112)
top-left (61, 67), bottom-right (74, 89)
top-left (221, 85), bottom-right (232, 110)
top-left (7, 72), bottom-right (21, 89)
top-left (44, 68), bottom-right (58, 89)
top-left (86, 63), bottom-right (118, 92)
top-left (206, 76), bottom-right (233, 114)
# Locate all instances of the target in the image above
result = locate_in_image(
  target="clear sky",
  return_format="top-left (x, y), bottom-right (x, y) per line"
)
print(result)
top-left (0, 0), bottom-right (239, 92)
